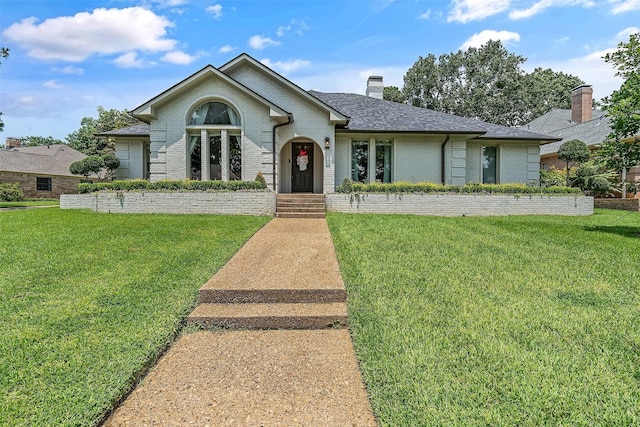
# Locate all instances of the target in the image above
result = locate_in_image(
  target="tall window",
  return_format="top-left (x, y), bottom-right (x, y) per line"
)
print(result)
top-left (351, 141), bottom-right (368, 183)
top-left (189, 134), bottom-right (240, 180)
top-left (482, 146), bottom-right (497, 184)
top-left (375, 140), bottom-right (392, 183)
top-left (187, 100), bottom-right (241, 181)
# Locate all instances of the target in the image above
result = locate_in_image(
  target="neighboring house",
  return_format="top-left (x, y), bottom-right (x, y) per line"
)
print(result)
top-left (0, 139), bottom-right (89, 198)
top-left (105, 53), bottom-right (558, 193)
top-left (525, 85), bottom-right (640, 195)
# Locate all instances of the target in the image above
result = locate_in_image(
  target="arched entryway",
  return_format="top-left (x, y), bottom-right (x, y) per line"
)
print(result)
top-left (279, 139), bottom-right (324, 194)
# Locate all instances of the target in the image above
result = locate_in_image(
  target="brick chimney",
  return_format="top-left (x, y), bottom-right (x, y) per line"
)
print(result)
top-left (5, 137), bottom-right (21, 149)
top-left (571, 85), bottom-right (593, 124)
top-left (366, 76), bottom-right (384, 99)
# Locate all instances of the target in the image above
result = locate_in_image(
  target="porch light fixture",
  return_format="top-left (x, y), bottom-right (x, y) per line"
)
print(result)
top-left (324, 137), bottom-right (330, 148)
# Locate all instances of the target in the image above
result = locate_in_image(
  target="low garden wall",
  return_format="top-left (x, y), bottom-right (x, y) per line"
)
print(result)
top-left (326, 193), bottom-right (593, 216)
top-left (594, 198), bottom-right (640, 212)
top-left (60, 191), bottom-right (276, 215)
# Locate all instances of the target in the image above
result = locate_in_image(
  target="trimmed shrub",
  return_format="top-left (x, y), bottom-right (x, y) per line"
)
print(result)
top-left (255, 172), bottom-right (267, 189)
top-left (78, 179), bottom-right (268, 194)
top-left (0, 183), bottom-right (24, 201)
top-left (335, 181), bottom-right (582, 195)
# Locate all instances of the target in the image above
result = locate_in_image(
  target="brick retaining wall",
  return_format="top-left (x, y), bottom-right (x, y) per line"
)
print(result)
top-left (325, 193), bottom-right (593, 216)
top-left (61, 192), bottom-right (276, 215)
top-left (594, 198), bottom-right (640, 212)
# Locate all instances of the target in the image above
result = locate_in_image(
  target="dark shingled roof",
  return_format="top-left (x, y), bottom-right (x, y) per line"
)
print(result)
top-left (0, 144), bottom-right (87, 176)
top-left (95, 123), bottom-right (151, 136)
top-left (309, 91), bottom-right (559, 141)
top-left (521, 109), bottom-right (612, 156)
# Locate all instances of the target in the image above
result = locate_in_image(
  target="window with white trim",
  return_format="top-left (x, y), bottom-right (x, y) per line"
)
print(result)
top-left (187, 100), bottom-right (241, 181)
top-left (482, 146), bottom-right (498, 184)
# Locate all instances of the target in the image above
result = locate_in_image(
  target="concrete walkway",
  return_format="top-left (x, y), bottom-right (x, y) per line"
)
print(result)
top-left (104, 218), bottom-right (377, 426)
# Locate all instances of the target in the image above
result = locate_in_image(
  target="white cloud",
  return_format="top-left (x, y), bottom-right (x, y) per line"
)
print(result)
top-left (161, 50), bottom-right (197, 65)
top-left (218, 45), bottom-right (235, 53)
top-left (448, 0), bottom-right (511, 23)
top-left (276, 25), bottom-right (291, 37)
top-left (114, 52), bottom-right (147, 68)
top-left (43, 79), bottom-right (63, 89)
top-left (52, 65), bottom-right (84, 75)
top-left (610, 0), bottom-right (640, 14)
top-left (249, 35), bottom-right (281, 50)
top-left (260, 58), bottom-right (310, 74)
top-left (153, 0), bottom-right (189, 6)
top-left (509, 0), bottom-right (596, 19)
top-left (617, 26), bottom-right (640, 39)
top-left (206, 4), bottom-right (223, 18)
top-left (2, 7), bottom-right (176, 62)
top-left (509, 0), bottom-right (553, 19)
top-left (419, 10), bottom-right (432, 19)
top-left (460, 30), bottom-right (520, 49)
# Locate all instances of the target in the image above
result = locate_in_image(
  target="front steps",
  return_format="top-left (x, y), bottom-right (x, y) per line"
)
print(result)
top-left (276, 194), bottom-right (325, 218)
top-left (186, 218), bottom-right (347, 330)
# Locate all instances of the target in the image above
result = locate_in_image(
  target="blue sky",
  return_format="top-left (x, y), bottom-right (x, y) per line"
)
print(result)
top-left (1, 0), bottom-right (639, 141)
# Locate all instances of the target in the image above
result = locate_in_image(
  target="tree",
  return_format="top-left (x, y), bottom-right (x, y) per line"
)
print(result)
top-left (400, 41), bottom-right (583, 126)
top-left (383, 86), bottom-right (405, 103)
top-left (19, 136), bottom-right (65, 146)
top-left (66, 106), bottom-right (144, 155)
top-left (600, 32), bottom-right (640, 197)
top-left (557, 139), bottom-right (590, 186)
top-left (69, 153), bottom-right (120, 181)
top-left (0, 47), bottom-right (9, 132)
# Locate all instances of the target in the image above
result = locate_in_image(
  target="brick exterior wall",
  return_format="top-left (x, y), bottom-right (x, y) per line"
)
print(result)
top-left (326, 193), bottom-right (593, 216)
top-left (0, 171), bottom-right (84, 198)
top-left (594, 198), bottom-right (640, 211)
top-left (60, 191), bottom-right (276, 215)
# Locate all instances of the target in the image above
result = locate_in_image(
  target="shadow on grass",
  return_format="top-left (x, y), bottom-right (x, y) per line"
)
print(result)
top-left (584, 225), bottom-right (640, 239)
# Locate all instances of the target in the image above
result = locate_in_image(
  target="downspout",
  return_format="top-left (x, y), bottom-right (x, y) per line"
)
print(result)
top-left (272, 113), bottom-right (294, 191)
top-left (441, 133), bottom-right (450, 185)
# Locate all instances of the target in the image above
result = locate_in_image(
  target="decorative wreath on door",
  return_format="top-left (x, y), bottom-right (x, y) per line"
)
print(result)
top-left (296, 147), bottom-right (309, 171)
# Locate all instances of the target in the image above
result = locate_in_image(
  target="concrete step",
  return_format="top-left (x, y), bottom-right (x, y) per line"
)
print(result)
top-left (187, 302), bottom-right (348, 330)
top-left (276, 206), bottom-right (325, 213)
top-left (275, 212), bottom-right (326, 218)
top-left (199, 287), bottom-right (346, 304)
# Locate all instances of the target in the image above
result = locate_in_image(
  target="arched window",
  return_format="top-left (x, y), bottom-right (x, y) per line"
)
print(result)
top-left (189, 101), bottom-right (240, 126)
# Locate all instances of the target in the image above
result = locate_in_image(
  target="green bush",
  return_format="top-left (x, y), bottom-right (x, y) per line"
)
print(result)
top-left (0, 183), bottom-right (24, 201)
top-left (78, 179), bottom-right (268, 194)
top-left (335, 181), bottom-right (582, 195)
top-left (255, 172), bottom-right (267, 189)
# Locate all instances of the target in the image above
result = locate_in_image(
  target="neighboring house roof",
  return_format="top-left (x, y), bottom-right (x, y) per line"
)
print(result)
top-left (0, 144), bottom-right (86, 176)
top-left (96, 123), bottom-right (151, 137)
top-left (523, 109), bottom-right (612, 157)
top-left (309, 91), bottom-right (559, 141)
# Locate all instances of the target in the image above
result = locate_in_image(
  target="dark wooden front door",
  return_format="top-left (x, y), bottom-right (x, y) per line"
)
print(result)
top-left (292, 143), bottom-right (314, 193)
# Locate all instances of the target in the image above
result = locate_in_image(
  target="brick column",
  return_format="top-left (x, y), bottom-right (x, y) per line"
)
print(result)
top-left (221, 129), bottom-right (229, 182)
top-left (201, 129), bottom-right (210, 181)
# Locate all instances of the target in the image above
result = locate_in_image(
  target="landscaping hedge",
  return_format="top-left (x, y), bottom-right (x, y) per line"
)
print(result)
top-left (78, 179), bottom-right (267, 194)
top-left (335, 180), bottom-right (582, 195)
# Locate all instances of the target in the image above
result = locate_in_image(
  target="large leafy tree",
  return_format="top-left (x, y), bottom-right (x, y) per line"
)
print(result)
top-left (599, 32), bottom-right (640, 197)
top-left (0, 47), bottom-right (9, 133)
top-left (393, 41), bottom-right (583, 126)
top-left (66, 106), bottom-right (143, 155)
top-left (19, 136), bottom-right (65, 146)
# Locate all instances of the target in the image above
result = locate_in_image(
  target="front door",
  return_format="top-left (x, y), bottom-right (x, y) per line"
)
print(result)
top-left (292, 143), bottom-right (314, 193)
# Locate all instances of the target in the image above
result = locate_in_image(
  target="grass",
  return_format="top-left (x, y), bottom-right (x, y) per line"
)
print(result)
top-left (0, 200), bottom-right (59, 208)
top-left (0, 209), bottom-right (269, 426)
top-left (327, 209), bottom-right (640, 426)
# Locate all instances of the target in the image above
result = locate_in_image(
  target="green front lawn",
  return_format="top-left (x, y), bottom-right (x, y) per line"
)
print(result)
top-left (0, 200), bottom-right (59, 208)
top-left (328, 210), bottom-right (640, 426)
top-left (0, 209), bottom-right (269, 426)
